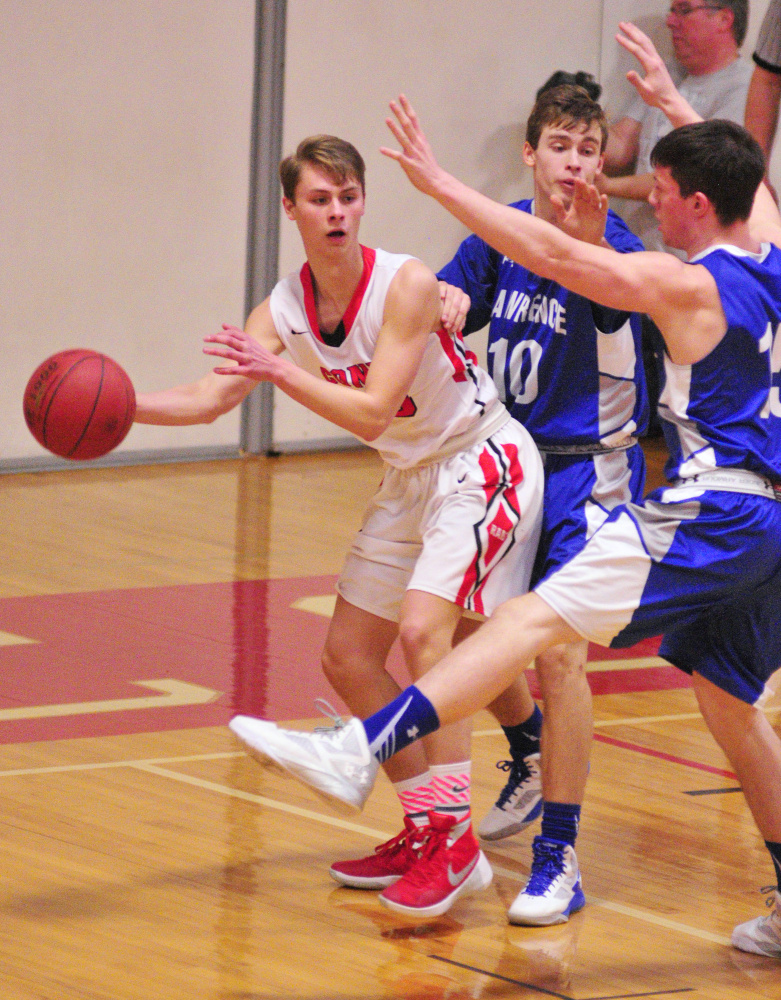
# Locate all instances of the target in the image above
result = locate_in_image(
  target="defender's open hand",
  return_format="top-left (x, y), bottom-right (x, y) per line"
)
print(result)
top-left (552, 177), bottom-right (609, 246)
top-left (617, 21), bottom-right (679, 111)
top-left (439, 282), bottom-right (471, 334)
top-left (380, 95), bottom-right (446, 196)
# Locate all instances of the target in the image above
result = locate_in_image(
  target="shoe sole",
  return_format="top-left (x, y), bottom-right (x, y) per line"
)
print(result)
top-left (731, 929), bottom-right (781, 958)
top-left (378, 853), bottom-right (493, 918)
top-left (328, 868), bottom-right (401, 889)
top-left (508, 885), bottom-right (586, 926)
top-left (478, 800), bottom-right (543, 841)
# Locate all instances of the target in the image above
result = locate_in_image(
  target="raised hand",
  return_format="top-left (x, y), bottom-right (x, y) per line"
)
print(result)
top-left (552, 178), bottom-right (608, 246)
top-left (380, 94), bottom-right (447, 196)
top-left (616, 21), bottom-right (681, 112)
top-left (203, 324), bottom-right (278, 381)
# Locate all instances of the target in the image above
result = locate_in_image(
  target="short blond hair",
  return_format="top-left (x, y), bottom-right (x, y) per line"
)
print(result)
top-left (279, 135), bottom-right (366, 202)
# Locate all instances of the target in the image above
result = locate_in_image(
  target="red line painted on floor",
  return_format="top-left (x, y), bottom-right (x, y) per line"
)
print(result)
top-left (594, 732), bottom-right (736, 779)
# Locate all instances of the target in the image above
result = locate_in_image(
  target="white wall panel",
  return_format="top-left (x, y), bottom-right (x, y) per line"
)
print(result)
top-left (1, 0), bottom-right (255, 466)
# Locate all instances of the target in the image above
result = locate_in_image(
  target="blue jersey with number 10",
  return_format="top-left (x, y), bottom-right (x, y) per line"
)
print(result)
top-left (438, 200), bottom-right (648, 450)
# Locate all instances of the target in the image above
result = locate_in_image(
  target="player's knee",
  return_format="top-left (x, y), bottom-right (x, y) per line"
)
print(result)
top-left (398, 614), bottom-right (449, 672)
top-left (321, 644), bottom-right (362, 691)
top-left (534, 644), bottom-right (588, 695)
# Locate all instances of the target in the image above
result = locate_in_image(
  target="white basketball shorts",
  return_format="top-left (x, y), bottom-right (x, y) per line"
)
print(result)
top-left (337, 418), bottom-right (543, 623)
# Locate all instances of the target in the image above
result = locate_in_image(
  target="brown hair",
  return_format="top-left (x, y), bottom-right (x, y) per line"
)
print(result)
top-left (526, 84), bottom-right (608, 152)
top-left (279, 135), bottom-right (366, 202)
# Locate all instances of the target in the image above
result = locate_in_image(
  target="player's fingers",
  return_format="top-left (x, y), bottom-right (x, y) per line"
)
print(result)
top-left (385, 114), bottom-right (413, 153)
top-left (379, 145), bottom-right (402, 162)
top-left (398, 94), bottom-right (420, 130)
top-left (391, 95), bottom-right (419, 143)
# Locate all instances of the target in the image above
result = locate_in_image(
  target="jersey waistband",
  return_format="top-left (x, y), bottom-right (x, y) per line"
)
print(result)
top-left (538, 437), bottom-right (638, 456)
top-left (673, 468), bottom-right (781, 501)
top-left (399, 401), bottom-right (512, 469)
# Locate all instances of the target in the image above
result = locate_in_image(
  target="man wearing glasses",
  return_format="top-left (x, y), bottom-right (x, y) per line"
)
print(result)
top-left (602, 1), bottom-right (751, 253)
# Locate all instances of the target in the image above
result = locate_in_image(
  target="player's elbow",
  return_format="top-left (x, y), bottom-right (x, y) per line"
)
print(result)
top-left (360, 414), bottom-right (393, 442)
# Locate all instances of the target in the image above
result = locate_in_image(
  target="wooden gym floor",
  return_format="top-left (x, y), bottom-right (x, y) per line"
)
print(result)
top-left (0, 436), bottom-right (779, 999)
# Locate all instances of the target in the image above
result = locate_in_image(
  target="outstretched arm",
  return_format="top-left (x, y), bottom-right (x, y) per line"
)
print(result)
top-left (380, 96), bottom-right (668, 317)
top-left (132, 302), bottom-right (279, 425)
top-left (381, 96), bottom-right (726, 366)
top-left (204, 259), bottom-right (441, 442)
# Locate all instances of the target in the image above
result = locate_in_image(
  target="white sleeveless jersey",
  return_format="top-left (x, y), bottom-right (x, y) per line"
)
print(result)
top-left (269, 246), bottom-right (506, 468)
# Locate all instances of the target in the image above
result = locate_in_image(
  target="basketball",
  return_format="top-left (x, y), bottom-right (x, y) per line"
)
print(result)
top-left (23, 349), bottom-right (136, 460)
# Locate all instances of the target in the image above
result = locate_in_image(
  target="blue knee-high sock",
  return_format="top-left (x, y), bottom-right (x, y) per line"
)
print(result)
top-left (767, 841), bottom-right (781, 893)
top-left (541, 801), bottom-right (581, 848)
top-left (503, 704), bottom-right (543, 761)
top-left (361, 686), bottom-right (440, 763)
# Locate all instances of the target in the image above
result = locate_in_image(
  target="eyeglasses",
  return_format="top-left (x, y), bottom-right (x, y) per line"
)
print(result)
top-left (668, 3), bottom-right (723, 18)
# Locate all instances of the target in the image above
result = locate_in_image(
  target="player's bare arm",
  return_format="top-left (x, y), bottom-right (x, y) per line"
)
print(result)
top-left (381, 95), bottom-right (727, 366)
top-left (602, 115), bottom-right (641, 176)
top-left (204, 259), bottom-right (440, 442)
top-left (132, 300), bottom-right (281, 426)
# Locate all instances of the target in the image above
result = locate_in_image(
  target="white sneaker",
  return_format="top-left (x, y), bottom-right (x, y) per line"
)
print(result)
top-left (508, 836), bottom-right (585, 926)
top-left (478, 753), bottom-right (542, 841)
top-left (229, 714), bottom-right (379, 811)
top-left (732, 889), bottom-right (781, 958)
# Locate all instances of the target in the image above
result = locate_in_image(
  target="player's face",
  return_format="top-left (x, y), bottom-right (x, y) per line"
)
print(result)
top-left (649, 166), bottom-right (693, 250)
top-left (524, 122), bottom-right (604, 211)
top-left (283, 164), bottom-right (365, 253)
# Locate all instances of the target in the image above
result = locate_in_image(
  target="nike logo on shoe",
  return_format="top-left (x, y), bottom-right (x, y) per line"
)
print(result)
top-left (447, 854), bottom-right (479, 887)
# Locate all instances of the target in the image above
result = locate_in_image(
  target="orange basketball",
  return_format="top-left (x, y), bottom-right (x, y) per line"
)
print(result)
top-left (23, 349), bottom-right (136, 460)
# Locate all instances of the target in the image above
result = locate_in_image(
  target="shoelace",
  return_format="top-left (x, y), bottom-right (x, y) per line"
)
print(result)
top-left (525, 840), bottom-right (566, 895)
top-left (495, 758), bottom-right (532, 807)
top-left (391, 824), bottom-right (451, 888)
top-left (760, 884), bottom-right (778, 909)
top-left (312, 698), bottom-right (346, 734)
top-left (375, 822), bottom-right (430, 860)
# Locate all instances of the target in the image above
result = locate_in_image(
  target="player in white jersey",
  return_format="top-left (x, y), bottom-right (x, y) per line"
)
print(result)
top-left (133, 134), bottom-right (543, 919)
top-left (227, 29), bottom-right (781, 957)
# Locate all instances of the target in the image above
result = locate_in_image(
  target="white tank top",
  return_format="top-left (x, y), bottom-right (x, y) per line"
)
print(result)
top-left (269, 245), bottom-right (507, 468)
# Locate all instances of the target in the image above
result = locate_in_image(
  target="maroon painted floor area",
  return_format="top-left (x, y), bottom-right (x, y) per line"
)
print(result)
top-left (0, 576), bottom-right (678, 744)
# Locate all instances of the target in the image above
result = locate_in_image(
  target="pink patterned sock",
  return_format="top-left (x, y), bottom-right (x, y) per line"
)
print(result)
top-left (393, 772), bottom-right (435, 828)
top-left (429, 760), bottom-right (472, 824)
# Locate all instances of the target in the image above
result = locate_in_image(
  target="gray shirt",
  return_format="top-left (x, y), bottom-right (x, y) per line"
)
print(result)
top-left (622, 58), bottom-right (752, 253)
top-left (755, 0), bottom-right (781, 72)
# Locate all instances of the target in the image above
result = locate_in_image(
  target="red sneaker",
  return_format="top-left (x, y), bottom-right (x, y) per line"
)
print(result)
top-left (329, 816), bottom-right (430, 889)
top-left (378, 812), bottom-right (493, 917)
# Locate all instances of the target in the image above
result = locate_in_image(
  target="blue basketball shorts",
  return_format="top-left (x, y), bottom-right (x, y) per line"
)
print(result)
top-left (531, 443), bottom-right (646, 587)
top-left (535, 482), bottom-right (781, 704)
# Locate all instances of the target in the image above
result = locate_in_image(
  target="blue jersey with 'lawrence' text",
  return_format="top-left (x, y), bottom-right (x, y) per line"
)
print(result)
top-left (437, 200), bottom-right (648, 450)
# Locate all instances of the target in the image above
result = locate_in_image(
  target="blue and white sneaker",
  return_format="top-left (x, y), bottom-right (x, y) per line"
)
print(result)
top-left (478, 753), bottom-right (542, 841)
top-left (508, 836), bottom-right (585, 926)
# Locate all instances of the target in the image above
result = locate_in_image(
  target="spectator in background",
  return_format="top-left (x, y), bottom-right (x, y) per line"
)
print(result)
top-left (600, 1), bottom-right (751, 435)
top-left (745, 0), bottom-right (781, 187)
top-left (602, 0), bottom-right (751, 253)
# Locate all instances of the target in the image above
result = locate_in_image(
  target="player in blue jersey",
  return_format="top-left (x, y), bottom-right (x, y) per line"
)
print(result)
top-left (229, 27), bottom-right (781, 958)
top-left (436, 82), bottom-right (648, 853)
